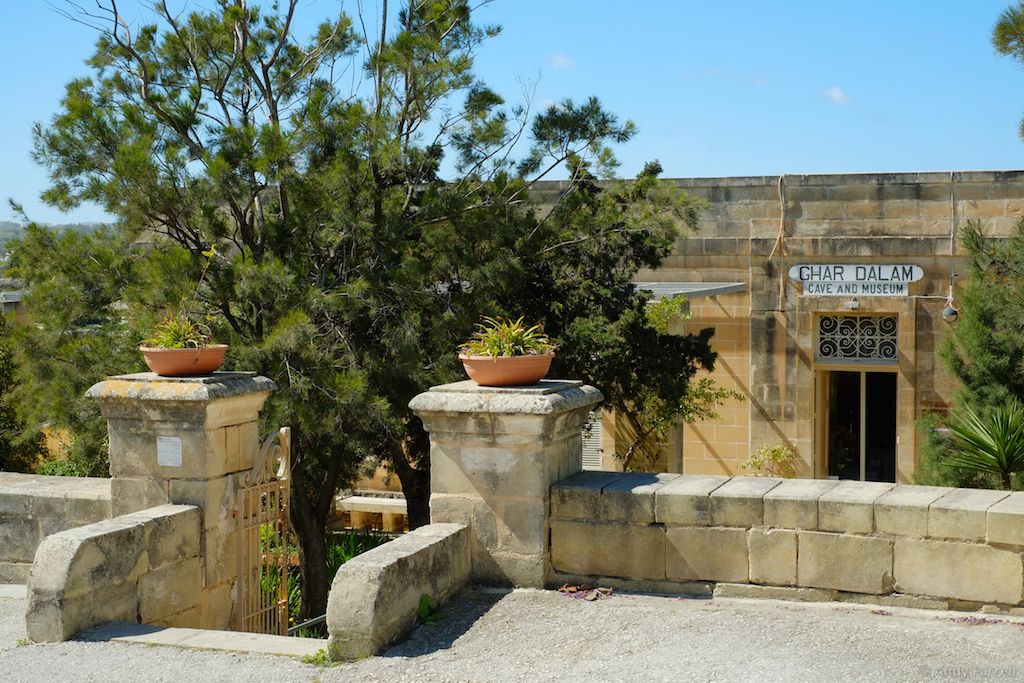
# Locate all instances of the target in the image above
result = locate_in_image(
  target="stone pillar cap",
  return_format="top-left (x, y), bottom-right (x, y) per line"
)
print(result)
top-left (409, 379), bottom-right (603, 416)
top-left (87, 371), bottom-right (277, 403)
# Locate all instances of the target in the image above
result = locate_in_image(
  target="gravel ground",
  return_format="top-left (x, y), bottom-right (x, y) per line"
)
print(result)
top-left (3, 589), bottom-right (1024, 682)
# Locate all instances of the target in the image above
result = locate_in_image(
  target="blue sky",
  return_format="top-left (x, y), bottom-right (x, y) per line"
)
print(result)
top-left (2, 1), bottom-right (1024, 224)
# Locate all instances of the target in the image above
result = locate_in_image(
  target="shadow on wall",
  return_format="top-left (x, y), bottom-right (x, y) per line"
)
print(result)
top-left (380, 587), bottom-right (507, 658)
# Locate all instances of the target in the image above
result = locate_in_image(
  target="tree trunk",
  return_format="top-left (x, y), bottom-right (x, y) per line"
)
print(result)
top-left (290, 465), bottom-right (330, 625)
top-left (395, 414), bottom-right (431, 529)
top-left (1002, 472), bottom-right (1013, 490)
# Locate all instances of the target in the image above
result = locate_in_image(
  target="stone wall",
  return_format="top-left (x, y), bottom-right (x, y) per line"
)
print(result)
top-left (327, 523), bottom-right (471, 660)
top-left (411, 380), bottom-right (603, 587)
top-left (0, 472), bottom-right (111, 583)
top-left (88, 372), bottom-right (276, 630)
top-left (551, 472), bottom-right (1024, 611)
top-left (26, 504), bottom-right (201, 642)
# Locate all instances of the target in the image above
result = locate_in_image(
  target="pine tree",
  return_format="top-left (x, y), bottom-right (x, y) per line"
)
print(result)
top-left (0, 312), bottom-right (46, 473)
top-left (18, 0), bottom-right (720, 620)
top-left (940, 219), bottom-right (1024, 407)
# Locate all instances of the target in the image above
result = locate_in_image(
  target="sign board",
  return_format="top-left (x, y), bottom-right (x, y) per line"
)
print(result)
top-left (157, 436), bottom-right (183, 468)
top-left (788, 264), bottom-right (923, 297)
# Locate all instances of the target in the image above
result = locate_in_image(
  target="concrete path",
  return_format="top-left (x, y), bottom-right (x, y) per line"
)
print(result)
top-left (3, 587), bottom-right (1024, 681)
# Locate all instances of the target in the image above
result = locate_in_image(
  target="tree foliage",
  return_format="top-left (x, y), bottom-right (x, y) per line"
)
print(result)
top-left (921, 218), bottom-right (1024, 490)
top-left (17, 0), bottom-right (720, 620)
top-left (995, 1), bottom-right (1024, 140)
top-left (0, 313), bottom-right (47, 473)
top-left (940, 219), bottom-right (1024, 407)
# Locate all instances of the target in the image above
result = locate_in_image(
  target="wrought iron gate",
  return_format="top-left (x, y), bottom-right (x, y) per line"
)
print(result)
top-left (237, 427), bottom-right (292, 635)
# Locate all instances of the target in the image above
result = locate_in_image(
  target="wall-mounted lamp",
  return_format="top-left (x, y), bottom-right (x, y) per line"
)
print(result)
top-left (941, 279), bottom-right (958, 323)
top-left (942, 300), bottom-right (959, 323)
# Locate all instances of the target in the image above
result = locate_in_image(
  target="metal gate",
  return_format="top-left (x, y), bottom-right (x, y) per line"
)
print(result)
top-left (237, 427), bottom-right (292, 635)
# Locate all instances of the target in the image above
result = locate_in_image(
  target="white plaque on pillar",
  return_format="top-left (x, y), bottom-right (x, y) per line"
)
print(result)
top-left (156, 436), bottom-right (183, 467)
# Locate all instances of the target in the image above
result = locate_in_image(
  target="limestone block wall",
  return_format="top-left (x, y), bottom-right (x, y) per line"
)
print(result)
top-left (327, 523), bottom-right (471, 660)
top-left (87, 372), bottom-right (276, 630)
top-left (551, 472), bottom-right (1024, 611)
top-left (26, 504), bottom-right (201, 642)
top-left (0, 472), bottom-right (112, 583)
top-left (411, 380), bottom-right (602, 588)
top-left (537, 171), bottom-right (1024, 479)
top-left (678, 291), bottom-right (751, 476)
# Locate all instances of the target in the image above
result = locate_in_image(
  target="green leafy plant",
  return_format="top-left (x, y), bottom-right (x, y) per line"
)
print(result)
top-left (944, 400), bottom-right (1024, 490)
top-left (301, 649), bottom-right (337, 667)
top-left (141, 317), bottom-right (213, 349)
top-left (281, 529), bottom-right (393, 637)
top-left (141, 247), bottom-right (217, 349)
top-left (742, 442), bottom-right (798, 478)
top-left (417, 593), bottom-right (442, 626)
top-left (325, 528), bottom-right (393, 580)
top-left (646, 296), bottom-right (690, 334)
top-left (460, 316), bottom-right (554, 357)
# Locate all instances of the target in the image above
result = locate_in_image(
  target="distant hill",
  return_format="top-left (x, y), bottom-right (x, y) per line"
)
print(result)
top-left (0, 221), bottom-right (106, 251)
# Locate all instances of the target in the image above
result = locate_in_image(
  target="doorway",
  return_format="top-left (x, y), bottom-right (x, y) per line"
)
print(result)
top-left (822, 370), bottom-right (897, 482)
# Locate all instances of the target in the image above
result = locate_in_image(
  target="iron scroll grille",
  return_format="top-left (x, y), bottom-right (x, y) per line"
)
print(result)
top-left (238, 427), bottom-right (292, 635)
top-left (816, 315), bottom-right (898, 364)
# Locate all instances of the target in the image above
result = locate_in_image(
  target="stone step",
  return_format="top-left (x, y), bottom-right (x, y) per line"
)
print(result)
top-left (79, 621), bottom-right (327, 658)
top-left (0, 584), bottom-right (26, 599)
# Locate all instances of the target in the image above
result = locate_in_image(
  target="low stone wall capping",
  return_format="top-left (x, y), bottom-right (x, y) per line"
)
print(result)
top-left (26, 504), bottom-right (202, 642)
top-left (0, 472), bottom-right (112, 583)
top-left (327, 523), bottom-right (471, 660)
top-left (551, 473), bottom-right (1024, 610)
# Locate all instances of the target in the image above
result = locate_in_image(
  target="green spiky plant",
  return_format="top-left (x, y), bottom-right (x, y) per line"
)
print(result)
top-left (141, 247), bottom-right (217, 349)
top-left (945, 400), bottom-right (1024, 490)
top-left (460, 316), bottom-right (554, 357)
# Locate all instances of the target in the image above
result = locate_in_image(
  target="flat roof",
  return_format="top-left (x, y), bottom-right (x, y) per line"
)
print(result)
top-left (636, 282), bottom-right (747, 301)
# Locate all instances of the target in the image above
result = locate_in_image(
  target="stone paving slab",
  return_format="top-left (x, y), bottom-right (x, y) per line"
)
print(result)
top-left (80, 621), bottom-right (327, 657)
top-left (0, 584), bottom-right (26, 599)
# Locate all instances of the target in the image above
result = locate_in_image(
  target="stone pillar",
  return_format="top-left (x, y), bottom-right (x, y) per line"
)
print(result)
top-left (410, 379), bottom-right (602, 587)
top-left (86, 372), bottom-right (276, 630)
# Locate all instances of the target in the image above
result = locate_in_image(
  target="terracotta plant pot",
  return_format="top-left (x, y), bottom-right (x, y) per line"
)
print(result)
top-left (140, 345), bottom-right (229, 377)
top-left (458, 352), bottom-right (554, 387)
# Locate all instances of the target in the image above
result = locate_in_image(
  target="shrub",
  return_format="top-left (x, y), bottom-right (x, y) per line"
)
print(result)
top-left (913, 413), bottom-right (1001, 489)
top-left (742, 442), bottom-right (798, 478)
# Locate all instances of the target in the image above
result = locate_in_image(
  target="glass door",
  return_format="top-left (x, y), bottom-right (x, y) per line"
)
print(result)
top-left (825, 370), bottom-right (896, 482)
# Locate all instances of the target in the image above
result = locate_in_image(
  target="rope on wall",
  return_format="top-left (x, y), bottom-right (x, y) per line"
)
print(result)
top-left (768, 174), bottom-right (787, 311)
top-left (948, 170), bottom-right (957, 301)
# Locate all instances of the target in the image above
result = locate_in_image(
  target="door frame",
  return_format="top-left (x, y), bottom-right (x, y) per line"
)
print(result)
top-left (814, 365), bottom-right (898, 480)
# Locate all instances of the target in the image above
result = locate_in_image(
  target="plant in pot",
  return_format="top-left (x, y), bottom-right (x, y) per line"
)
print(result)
top-left (139, 247), bottom-right (228, 376)
top-left (458, 316), bottom-right (555, 387)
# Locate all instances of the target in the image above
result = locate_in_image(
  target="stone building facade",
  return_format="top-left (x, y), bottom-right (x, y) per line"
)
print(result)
top-left (539, 170), bottom-right (1024, 482)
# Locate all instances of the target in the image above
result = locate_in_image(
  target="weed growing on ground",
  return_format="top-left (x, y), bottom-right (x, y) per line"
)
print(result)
top-left (418, 593), bottom-right (442, 626)
top-left (301, 649), bottom-right (338, 667)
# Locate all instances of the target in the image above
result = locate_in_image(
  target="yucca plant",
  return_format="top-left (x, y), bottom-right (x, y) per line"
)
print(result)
top-left (945, 400), bottom-right (1024, 490)
top-left (461, 316), bottom-right (554, 357)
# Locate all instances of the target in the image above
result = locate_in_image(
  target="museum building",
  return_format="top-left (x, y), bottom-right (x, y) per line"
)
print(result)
top-left (540, 170), bottom-right (1024, 482)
